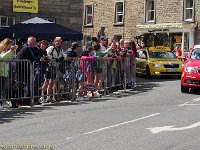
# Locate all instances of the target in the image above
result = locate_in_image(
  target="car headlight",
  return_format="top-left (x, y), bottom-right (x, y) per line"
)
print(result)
top-left (153, 64), bottom-right (162, 68)
top-left (184, 67), bottom-right (196, 73)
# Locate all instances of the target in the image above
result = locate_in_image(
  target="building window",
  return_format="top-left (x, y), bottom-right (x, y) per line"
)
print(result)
top-left (184, 0), bottom-right (194, 21)
top-left (114, 35), bottom-right (123, 42)
top-left (114, 2), bottom-right (124, 24)
top-left (84, 4), bottom-right (93, 26)
top-left (43, 18), bottom-right (56, 23)
top-left (146, 0), bottom-right (155, 22)
top-left (0, 16), bottom-right (15, 29)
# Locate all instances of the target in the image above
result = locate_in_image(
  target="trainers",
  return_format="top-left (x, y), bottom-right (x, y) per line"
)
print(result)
top-left (51, 98), bottom-right (57, 103)
top-left (94, 91), bottom-right (101, 98)
top-left (3, 103), bottom-right (11, 109)
top-left (39, 97), bottom-right (46, 103)
top-left (46, 98), bottom-right (52, 103)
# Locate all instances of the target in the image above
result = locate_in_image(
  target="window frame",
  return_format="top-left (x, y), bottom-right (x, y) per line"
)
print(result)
top-left (183, 0), bottom-right (194, 22)
top-left (0, 16), bottom-right (15, 29)
top-left (114, 35), bottom-right (123, 42)
top-left (114, 1), bottom-right (124, 26)
top-left (145, 0), bottom-right (155, 23)
top-left (84, 4), bottom-right (94, 27)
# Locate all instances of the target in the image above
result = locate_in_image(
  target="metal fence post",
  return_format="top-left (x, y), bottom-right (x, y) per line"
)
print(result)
top-left (30, 61), bottom-right (34, 107)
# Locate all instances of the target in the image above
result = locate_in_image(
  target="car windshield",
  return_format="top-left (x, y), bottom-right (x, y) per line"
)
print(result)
top-left (191, 49), bottom-right (200, 59)
top-left (149, 51), bottom-right (176, 59)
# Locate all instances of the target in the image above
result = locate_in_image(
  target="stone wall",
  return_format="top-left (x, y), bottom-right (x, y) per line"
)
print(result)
top-left (0, 0), bottom-right (83, 32)
top-left (82, 0), bottom-right (200, 45)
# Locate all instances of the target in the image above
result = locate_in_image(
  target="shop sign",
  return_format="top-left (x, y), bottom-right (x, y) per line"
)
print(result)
top-left (13, 0), bottom-right (38, 13)
top-left (174, 36), bottom-right (182, 43)
top-left (137, 24), bottom-right (195, 29)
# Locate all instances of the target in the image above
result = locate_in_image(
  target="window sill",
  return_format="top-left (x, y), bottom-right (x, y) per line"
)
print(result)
top-left (183, 19), bottom-right (194, 23)
top-left (83, 24), bottom-right (93, 28)
top-left (113, 23), bottom-right (124, 26)
top-left (146, 20), bottom-right (155, 23)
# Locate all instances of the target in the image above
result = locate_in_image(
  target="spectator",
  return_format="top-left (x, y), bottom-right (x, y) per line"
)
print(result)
top-left (99, 36), bottom-right (108, 52)
top-left (107, 42), bottom-right (121, 86)
top-left (66, 42), bottom-right (80, 58)
top-left (119, 39), bottom-right (124, 49)
top-left (37, 40), bottom-right (49, 103)
top-left (97, 26), bottom-right (106, 42)
top-left (17, 36), bottom-right (40, 63)
top-left (44, 37), bottom-right (66, 103)
top-left (0, 38), bottom-right (18, 109)
top-left (174, 45), bottom-right (182, 58)
top-left (80, 47), bottom-right (95, 85)
top-left (65, 42), bottom-right (80, 69)
top-left (78, 48), bottom-right (95, 96)
top-left (16, 36), bottom-right (40, 106)
top-left (86, 37), bottom-right (98, 49)
top-left (93, 43), bottom-right (110, 96)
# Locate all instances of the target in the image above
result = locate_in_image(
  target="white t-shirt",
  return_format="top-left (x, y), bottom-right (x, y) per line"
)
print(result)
top-left (46, 46), bottom-right (66, 59)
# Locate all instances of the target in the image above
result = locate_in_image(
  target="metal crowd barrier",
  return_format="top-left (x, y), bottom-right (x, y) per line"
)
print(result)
top-left (0, 57), bottom-right (136, 107)
top-left (33, 60), bottom-right (77, 102)
top-left (0, 60), bottom-right (33, 106)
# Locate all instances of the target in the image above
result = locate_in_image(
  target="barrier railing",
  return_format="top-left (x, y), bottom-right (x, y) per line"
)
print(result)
top-left (0, 60), bottom-right (33, 106)
top-left (0, 57), bottom-right (136, 107)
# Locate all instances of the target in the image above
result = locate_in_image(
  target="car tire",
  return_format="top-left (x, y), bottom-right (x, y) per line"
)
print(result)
top-left (181, 84), bottom-right (189, 93)
top-left (146, 66), bottom-right (151, 79)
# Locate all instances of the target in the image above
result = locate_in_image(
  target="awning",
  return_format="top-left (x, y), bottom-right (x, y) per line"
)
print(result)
top-left (136, 23), bottom-right (196, 30)
top-left (0, 17), bottom-right (83, 41)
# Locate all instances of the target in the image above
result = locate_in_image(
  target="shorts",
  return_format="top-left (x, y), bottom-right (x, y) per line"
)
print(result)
top-left (45, 65), bottom-right (57, 80)
top-left (45, 71), bottom-right (56, 80)
top-left (94, 68), bottom-right (102, 73)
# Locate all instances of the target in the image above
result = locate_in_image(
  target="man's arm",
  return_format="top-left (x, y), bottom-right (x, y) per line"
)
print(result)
top-left (16, 46), bottom-right (27, 60)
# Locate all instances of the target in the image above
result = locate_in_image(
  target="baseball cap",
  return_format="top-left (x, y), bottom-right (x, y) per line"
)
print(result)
top-left (71, 42), bottom-right (81, 49)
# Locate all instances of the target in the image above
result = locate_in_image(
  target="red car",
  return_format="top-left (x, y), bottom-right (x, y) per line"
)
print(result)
top-left (181, 46), bottom-right (200, 93)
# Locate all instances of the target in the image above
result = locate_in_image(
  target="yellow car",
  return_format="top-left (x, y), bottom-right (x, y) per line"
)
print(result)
top-left (136, 46), bottom-right (182, 78)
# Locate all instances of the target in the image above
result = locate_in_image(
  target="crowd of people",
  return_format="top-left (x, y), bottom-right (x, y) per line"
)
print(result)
top-left (0, 33), bottom-right (137, 110)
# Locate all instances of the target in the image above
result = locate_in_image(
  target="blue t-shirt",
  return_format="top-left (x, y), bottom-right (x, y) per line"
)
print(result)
top-left (65, 48), bottom-right (77, 57)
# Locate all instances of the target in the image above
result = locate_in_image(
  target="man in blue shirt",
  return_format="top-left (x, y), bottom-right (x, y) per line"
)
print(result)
top-left (65, 42), bottom-right (80, 62)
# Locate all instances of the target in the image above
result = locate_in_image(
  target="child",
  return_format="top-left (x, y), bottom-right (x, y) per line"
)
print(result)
top-left (78, 47), bottom-right (95, 97)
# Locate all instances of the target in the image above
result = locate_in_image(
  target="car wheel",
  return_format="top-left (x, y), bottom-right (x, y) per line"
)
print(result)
top-left (146, 66), bottom-right (151, 79)
top-left (181, 84), bottom-right (189, 93)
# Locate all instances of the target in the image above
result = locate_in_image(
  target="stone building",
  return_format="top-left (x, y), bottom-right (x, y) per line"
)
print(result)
top-left (83, 0), bottom-right (200, 53)
top-left (0, 0), bottom-right (83, 38)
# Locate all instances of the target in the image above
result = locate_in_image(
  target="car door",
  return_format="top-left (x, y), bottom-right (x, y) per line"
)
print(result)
top-left (136, 50), bottom-right (148, 74)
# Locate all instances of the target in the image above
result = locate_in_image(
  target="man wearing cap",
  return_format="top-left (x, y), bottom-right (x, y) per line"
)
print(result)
top-left (65, 42), bottom-right (80, 62)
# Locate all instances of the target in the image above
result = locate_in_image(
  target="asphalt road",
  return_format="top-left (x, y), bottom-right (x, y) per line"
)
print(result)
top-left (1, 77), bottom-right (200, 150)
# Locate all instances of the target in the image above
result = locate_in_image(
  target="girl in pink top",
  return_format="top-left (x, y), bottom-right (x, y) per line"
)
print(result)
top-left (78, 47), bottom-right (95, 95)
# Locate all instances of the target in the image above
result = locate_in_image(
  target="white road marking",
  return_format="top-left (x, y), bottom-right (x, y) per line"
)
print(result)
top-left (66, 137), bottom-right (74, 140)
top-left (193, 97), bottom-right (200, 102)
top-left (83, 113), bottom-right (160, 135)
top-left (66, 113), bottom-right (160, 140)
top-left (179, 97), bottom-right (200, 107)
top-left (178, 102), bottom-right (190, 107)
top-left (147, 121), bottom-right (200, 134)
